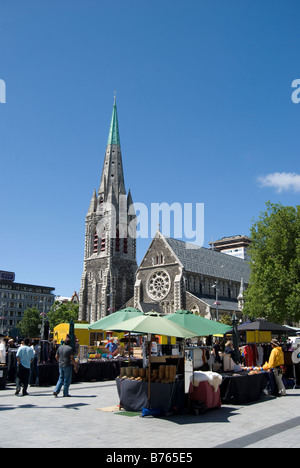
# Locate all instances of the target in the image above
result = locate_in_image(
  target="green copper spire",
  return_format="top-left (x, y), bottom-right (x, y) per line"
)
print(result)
top-left (107, 97), bottom-right (120, 146)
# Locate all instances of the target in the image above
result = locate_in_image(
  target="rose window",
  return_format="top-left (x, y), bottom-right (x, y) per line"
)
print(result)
top-left (147, 270), bottom-right (170, 301)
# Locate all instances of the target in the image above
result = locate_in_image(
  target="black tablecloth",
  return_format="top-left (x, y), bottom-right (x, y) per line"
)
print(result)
top-left (0, 366), bottom-right (8, 390)
top-left (38, 363), bottom-right (59, 385)
top-left (220, 372), bottom-right (269, 404)
top-left (37, 359), bottom-right (143, 385)
top-left (74, 361), bottom-right (121, 382)
top-left (116, 378), bottom-right (185, 414)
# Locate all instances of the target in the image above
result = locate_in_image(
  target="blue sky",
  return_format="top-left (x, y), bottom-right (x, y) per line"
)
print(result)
top-left (0, 1), bottom-right (299, 297)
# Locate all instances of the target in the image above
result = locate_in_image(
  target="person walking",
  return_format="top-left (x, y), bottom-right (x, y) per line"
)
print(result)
top-left (16, 338), bottom-right (34, 396)
top-left (263, 338), bottom-right (286, 396)
top-left (53, 337), bottom-right (78, 398)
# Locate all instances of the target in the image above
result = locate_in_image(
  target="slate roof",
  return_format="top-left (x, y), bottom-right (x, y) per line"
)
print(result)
top-left (164, 236), bottom-right (250, 284)
top-left (190, 292), bottom-right (241, 311)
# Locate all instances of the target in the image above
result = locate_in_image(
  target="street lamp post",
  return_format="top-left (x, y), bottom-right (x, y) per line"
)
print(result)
top-left (107, 271), bottom-right (114, 315)
top-left (232, 312), bottom-right (240, 363)
top-left (212, 280), bottom-right (220, 321)
top-left (39, 297), bottom-right (46, 340)
top-left (0, 302), bottom-right (6, 335)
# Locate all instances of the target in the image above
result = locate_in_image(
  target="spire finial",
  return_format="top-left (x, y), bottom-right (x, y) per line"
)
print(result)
top-left (114, 90), bottom-right (117, 103)
top-left (107, 95), bottom-right (120, 145)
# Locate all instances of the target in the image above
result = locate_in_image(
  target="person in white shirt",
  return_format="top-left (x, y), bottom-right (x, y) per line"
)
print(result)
top-left (16, 338), bottom-right (34, 396)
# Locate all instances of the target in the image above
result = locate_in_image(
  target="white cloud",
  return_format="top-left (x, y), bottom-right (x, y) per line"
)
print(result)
top-left (258, 172), bottom-right (300, 193)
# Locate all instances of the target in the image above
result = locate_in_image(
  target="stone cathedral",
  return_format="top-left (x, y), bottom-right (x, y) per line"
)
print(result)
top-left (78, 99), bottom-right (137, 322)
top-left (79, 99), bottom-right (250, 324)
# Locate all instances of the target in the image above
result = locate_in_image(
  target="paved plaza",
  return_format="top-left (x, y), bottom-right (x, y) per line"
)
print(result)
top-left (0, 380), bottom-right (299, 449)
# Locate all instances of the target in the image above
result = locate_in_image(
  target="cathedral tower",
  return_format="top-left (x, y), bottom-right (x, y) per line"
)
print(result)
top-left (79, 99), bottom-right (137, 323)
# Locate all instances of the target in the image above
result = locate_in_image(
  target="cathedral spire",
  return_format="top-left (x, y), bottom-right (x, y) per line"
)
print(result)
top-left (107, 96), bottom-right (120, 146)
top-left (79, 99), bottom-right (137, 323)
top-left (98, 98), bottom-right (125, 199)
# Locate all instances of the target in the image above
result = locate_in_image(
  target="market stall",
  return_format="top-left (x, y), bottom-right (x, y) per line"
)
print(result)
top-left (166, 310), bottom-right (230, 410)
top-left (188, 370), bottom-right (222, 410)
top-left (219, 319), bottom-right (293, 401)
top-left (105, 310), bottom-right (279, 415)
top-left (116, 369), bottom-right (185, 414)
top-left (104, 311), bottom-right (198, 416)
top-left (185, 346), bottom-right (223, 410)
top-left (88, 307), bottom-right (143, 361)
top-left (225, 319), bottom-right (290, 363)
top-left (53, 322), bottom-right (106, 347)
top-left (220, 370), bottom-right (269, 404)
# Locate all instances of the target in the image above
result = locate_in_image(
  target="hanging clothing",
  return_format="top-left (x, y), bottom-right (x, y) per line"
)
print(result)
top-left (244, 345), bottom-right (253, 366)
top-left (257, 345), bottom-right (264, 366)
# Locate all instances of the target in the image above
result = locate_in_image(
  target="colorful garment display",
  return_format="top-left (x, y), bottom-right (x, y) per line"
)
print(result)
top-left (241, 344), bottom-right (271, 367)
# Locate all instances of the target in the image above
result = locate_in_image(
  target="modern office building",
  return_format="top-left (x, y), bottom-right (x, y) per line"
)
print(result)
top-left (209, 235), bottom-right (251, 261)
top-left (0, 270), bottom-right (55, 337)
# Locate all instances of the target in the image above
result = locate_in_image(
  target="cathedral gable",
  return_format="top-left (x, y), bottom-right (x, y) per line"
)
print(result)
top-left (138, 232), bottom-right (181, 269)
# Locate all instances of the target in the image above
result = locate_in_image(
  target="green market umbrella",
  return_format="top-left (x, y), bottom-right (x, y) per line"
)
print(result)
top-left (105, 311), bottom-right (198, 339)
top-left (88, 307), bottom-right (143, 330)
top-left (165, 309), bottom-right (231, 336)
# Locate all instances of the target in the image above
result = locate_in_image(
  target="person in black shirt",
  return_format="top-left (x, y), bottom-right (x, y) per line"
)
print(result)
top-left (53, 338), bottom-right (77, 398)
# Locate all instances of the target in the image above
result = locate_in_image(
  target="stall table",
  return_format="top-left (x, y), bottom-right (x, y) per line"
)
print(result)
top-left (37, 359), bottom-right (143, 386)
top-left (75, 361), bottom-right (124, 382)
top-left (38, 363), bottom-right (59, 385)
top-left (220, 371), bottom-right (269, 404)
top-left (116, 378), bottom-right (185, 415)
top-left (0, 366), bottom-right (8, 390)
top-left (189, 381), bottom-right (221, 409)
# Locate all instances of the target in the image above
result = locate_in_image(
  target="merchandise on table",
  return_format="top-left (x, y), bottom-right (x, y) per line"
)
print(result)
top-left (117, 364), bottom-right (177, 383)
top-left (241, 366), bottom-right (265, 374)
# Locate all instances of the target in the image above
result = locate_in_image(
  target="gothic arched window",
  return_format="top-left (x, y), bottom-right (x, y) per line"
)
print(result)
top-left (100, 229), bottom-right (106, 251)
top-left (93, 232), bottom-right (98, 253)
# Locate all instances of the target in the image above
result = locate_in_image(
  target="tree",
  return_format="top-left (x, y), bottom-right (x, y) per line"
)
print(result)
top-left (220, 314), bottom-right (232, 326)
top-left (244, 201), bottom-right (300, 324)
top-left (18, 307), bottom-right (42, 338)
top-left (47, 301), bottom-right (79, 330)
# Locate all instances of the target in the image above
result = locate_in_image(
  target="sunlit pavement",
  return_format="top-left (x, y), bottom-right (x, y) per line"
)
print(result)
top-left (0, 381), bottom-right (299, 448)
